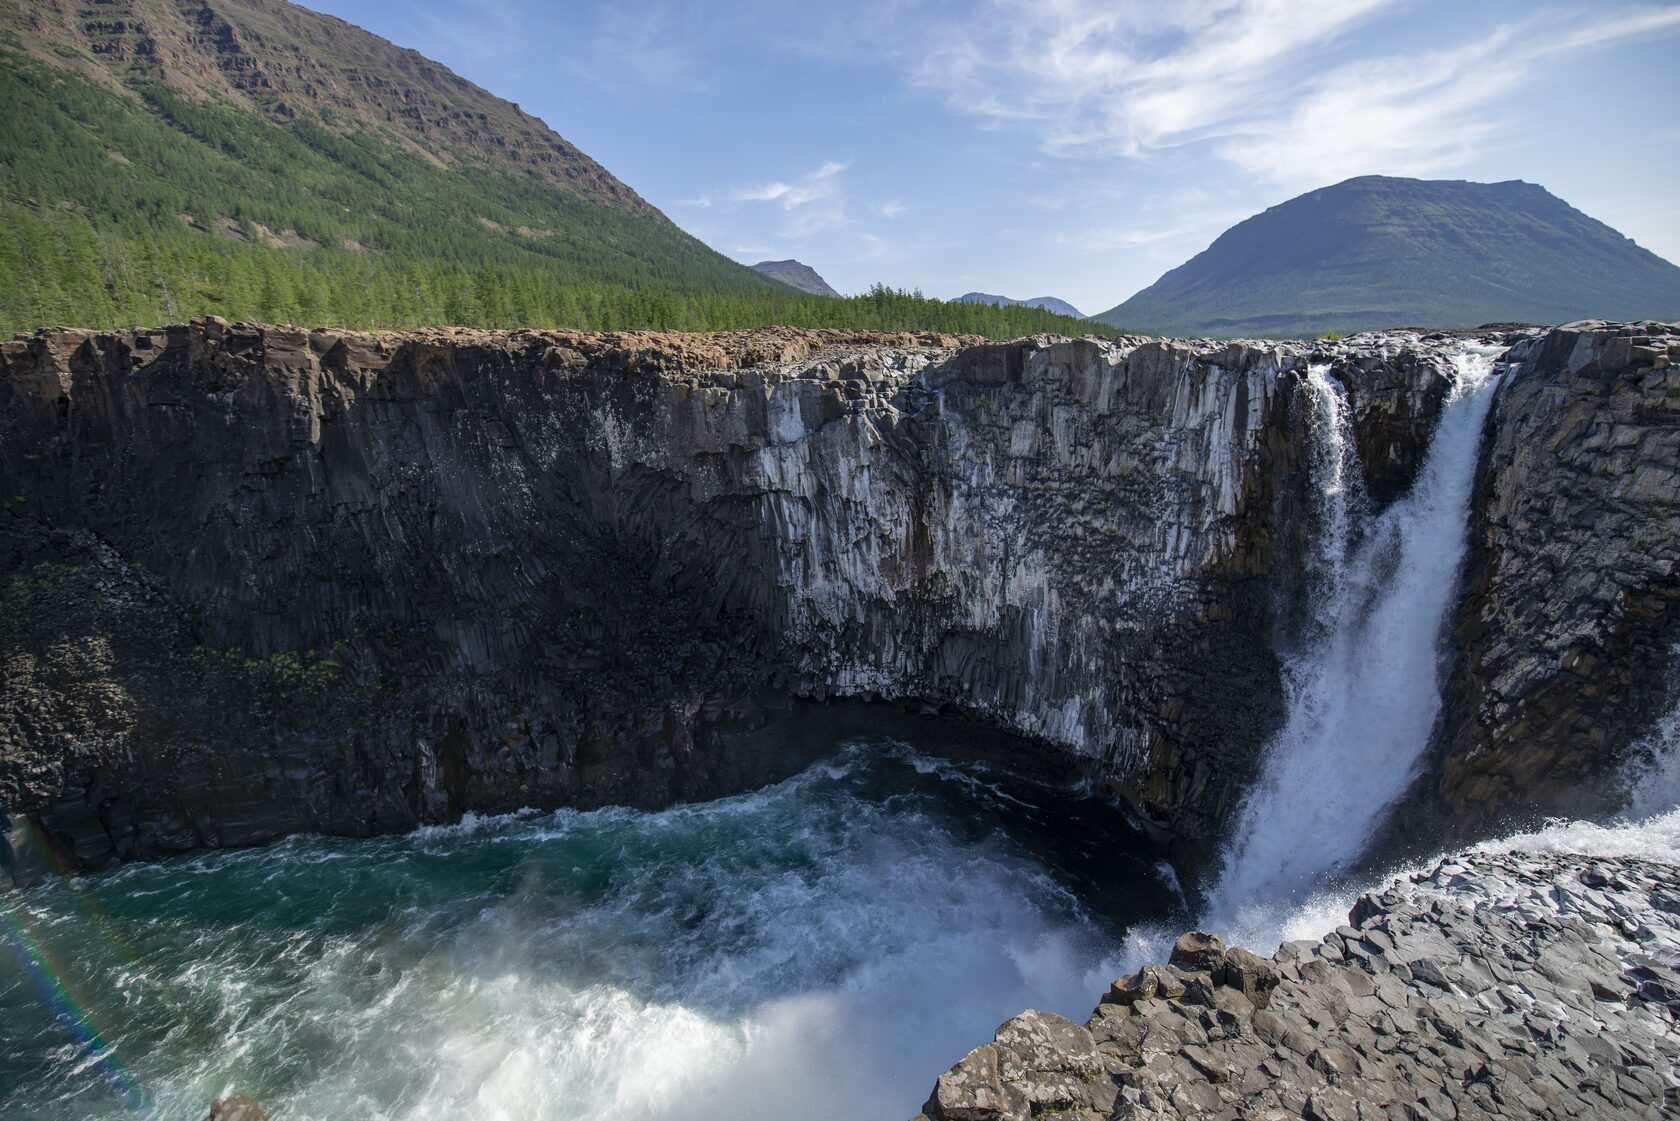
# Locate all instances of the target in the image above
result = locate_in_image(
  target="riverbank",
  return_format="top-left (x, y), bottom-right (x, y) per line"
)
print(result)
top-left (916, 840), bottom-right (1680, 1120)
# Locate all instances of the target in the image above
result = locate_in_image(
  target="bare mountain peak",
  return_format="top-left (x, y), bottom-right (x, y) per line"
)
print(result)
top-left (751, 259), bottom-right (840, 298)
top-left (957, 292), bottom-right (1085, 319)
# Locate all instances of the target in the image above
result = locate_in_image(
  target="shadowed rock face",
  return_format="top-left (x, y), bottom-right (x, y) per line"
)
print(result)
top-left (1430, 321), bottom-right (1680, 836)
top-left (0, 321), bottom-right (1462, 868)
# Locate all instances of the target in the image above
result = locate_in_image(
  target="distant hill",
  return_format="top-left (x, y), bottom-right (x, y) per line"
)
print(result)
top-left (1094, 176), bottom-right (1680, 338)
top-left (753, 260), bottom-right (840, 297)
top-left (958, 292), bottom-right (1086, 319)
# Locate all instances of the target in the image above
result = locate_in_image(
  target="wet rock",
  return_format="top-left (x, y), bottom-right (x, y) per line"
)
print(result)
top-left (206, 1098), bottom-right (265, 1121)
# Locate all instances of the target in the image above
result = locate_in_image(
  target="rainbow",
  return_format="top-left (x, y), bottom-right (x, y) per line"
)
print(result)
top-left (0, 817), bottom-right (157, 1118)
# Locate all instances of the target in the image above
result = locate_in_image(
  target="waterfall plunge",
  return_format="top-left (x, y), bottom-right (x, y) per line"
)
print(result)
top-left (1204, 344), bottom-right (1503, 934)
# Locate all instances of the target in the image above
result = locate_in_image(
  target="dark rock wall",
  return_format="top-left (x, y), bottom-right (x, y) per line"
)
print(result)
top-left (1431, 321), bottom-right (1680, 835)
top-left (0, 321), bottom-right (1459, 867)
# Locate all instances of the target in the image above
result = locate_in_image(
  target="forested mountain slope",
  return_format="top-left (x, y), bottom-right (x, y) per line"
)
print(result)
top-left (0, 0), bottom-right (1104, 339)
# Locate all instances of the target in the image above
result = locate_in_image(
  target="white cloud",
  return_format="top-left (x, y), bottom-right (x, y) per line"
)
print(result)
top-left (1217, 7), bottom-right (1680, 185)
top-left (914, 0), bottom-right (1395, 157)
top-left (684, 161), bottom-right (855, 238)
top-left (912, 1), bottom-right (1680, 182)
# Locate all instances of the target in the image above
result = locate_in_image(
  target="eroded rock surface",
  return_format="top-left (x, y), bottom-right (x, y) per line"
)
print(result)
top-left (916, 849), bottom-right (1680, 1120)
top-left (1433, 321), bottom-right (1680, 833)
top-left (1, 321), bottom-right (1466, 867)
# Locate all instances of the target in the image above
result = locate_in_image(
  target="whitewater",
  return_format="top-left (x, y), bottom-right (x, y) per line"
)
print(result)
top-left (1193, 340), bottom-right (1680, 948)
top-left (1202, 343), bottom-right (1504, 937)
top-left (5, 340), bottom-right (1679, 1120)
top-left (0, 744), bottom-right (1173, 1121)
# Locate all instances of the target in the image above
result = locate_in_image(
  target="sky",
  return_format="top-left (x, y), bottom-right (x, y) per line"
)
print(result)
top-left (306, 0), bottom-right (1680, 316)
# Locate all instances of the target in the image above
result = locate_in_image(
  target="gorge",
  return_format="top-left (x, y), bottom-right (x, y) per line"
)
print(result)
top-left (3, 319), bottom-right (1679, 1119)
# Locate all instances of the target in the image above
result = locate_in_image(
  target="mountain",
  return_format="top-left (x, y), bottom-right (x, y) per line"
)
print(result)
top-left (1094, 176), bottom-right (1680, 338)
top-left (958, 292), bottom-right (1086, 319)
top-left (752, 259), bottom-right (840, 297)
top-left (0, 0), bottom-right (778, 332)
top-left (7, 0), bottom-right (656, 213)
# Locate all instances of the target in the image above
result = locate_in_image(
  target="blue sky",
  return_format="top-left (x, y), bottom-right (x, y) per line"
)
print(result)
top-left (309, 0), bottom-right (1680, 316)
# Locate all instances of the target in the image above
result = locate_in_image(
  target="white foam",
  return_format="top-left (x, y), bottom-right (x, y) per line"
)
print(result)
top-left (0, 743), bottom-right (1122, 1121)
top-left (1472, 688), bottom-right (1680, 867)
top-left (1214, 644), bottom-right (1680, 958)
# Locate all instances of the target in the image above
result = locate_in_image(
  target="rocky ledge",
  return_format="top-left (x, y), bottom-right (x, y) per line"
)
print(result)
top-left (916, 848), bottom-right (1680, 1120)
top-left (5, 320), bottom-right (1679, 876)
top-left (0, 321), bottom-right (1464, 870)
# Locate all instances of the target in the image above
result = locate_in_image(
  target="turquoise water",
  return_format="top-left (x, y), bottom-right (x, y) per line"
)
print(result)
top-left (0, 739), bottom-right (1175, 1121)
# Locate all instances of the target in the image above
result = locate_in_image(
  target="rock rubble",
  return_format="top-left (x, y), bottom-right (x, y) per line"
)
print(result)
top-left (916, 848), bottom-right (1680, 1120)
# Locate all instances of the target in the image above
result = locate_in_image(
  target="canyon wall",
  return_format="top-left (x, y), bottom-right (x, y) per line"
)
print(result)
top-left (1430, 321), bottom-right (1680, 833)
top-left (0, 321), bottom-right (1453, 868)
top-left (3, 318), bottom-right (1675, 873)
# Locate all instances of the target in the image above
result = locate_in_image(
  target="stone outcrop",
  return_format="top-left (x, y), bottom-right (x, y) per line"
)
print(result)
top-left (0, 320), bottom-right (1459, 869)
top-left (915, 847), bottom-right (1680, 1120)
top-left (206, 1097), bottom-right (266, 1121)
top-left (1431, 321), bottom-right (1680, 834)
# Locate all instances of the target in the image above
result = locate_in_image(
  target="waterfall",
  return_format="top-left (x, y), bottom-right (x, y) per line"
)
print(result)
top-left (1300, 362), bottom-right (1362, 603)
top-left (1204, 343), bottom-right (1503, 932)
top-left (1618, 652), bottom-right (1680, 822)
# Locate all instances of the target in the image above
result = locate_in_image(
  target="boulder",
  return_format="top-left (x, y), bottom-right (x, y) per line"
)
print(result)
top-left (1222, 946), bottom-right (1281, 1009)
top-left (206, 1098), bottom-right (266, 1121)
top-left (1167, 930), bottom-right (1227, 974)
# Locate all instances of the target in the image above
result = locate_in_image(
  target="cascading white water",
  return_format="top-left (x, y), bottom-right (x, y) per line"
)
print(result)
top-left (1300, 362), bottom-right (1362, 601)
top-left (1204, 344), bottom-right (1504, 937)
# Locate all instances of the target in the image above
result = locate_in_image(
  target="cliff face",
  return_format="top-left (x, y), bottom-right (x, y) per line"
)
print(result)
top-left (0, 321), bottom-right (1457, 867)
top-left (1431, 321), bottom-right (1680, 832)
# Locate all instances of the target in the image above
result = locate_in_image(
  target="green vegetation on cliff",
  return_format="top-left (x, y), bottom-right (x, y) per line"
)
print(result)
top-left (0, 0), bottom-right (1105, 340)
